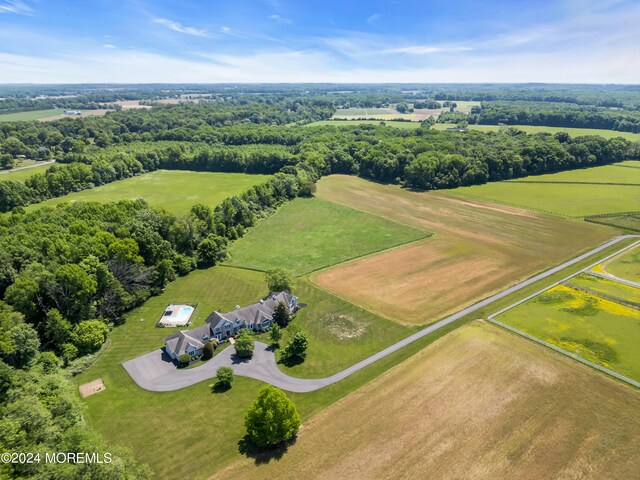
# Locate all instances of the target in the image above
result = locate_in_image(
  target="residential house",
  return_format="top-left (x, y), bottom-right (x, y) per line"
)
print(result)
top-left (163, 291), bottom-right (298, 360)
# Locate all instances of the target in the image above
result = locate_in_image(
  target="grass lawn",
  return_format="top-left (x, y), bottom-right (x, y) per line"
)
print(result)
top-left (27, 170), bottom-right (271, 214)
top-left (0, 162), bottom-right (53, 182)
top-left (275, 277), bottom-right (416, 378)
top-left (496, 284), bottom-right (640, 381)
top-left (566, 273), bottom-right (640, 303)
top-left (452, 181), bottom-right (640, 217)
top-left (304, 119), bottom-right (421, 129)
top-left (604, 244), bottom-right (640, 283)
top-left (434, 123), bottom-right (640, 141)
top-left (214, 321), bottom-right (640, 480)
top-left (0, 109), bottom-right (65, 122)
top-left (226, 197), bottom-right (429, 276)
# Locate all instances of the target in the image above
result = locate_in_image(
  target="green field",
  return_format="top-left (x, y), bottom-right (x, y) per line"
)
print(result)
top-left (226, 197), bottom-right (429, 275)
top-left (497, 284), bottom-right (640, 381)
top-left (305, 119), bottom-right (421, 129)
top-left (566, 273), bottom-right (640, 304)
top-left (0, 162), bottom-right (53, 181)
top-left (606, 245), bottom-right (640, 283)
top-left (28, 170), bottom-right (271, 214)
top-left (0, 109), bottom-right (64, 122)
top-left (434, 123), bottom-right (640, 141)
top-left (451, 165), bottom-right (640, 217)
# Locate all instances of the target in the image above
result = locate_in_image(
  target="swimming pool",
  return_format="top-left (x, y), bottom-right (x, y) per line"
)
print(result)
top-left (158, 304), bottom-right (195, 327)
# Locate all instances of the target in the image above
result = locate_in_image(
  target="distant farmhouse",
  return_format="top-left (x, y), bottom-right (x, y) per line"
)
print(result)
top-left (164, 292), bottom-right (298, 360)
top-left (64, 110), bottom-right (82, 115)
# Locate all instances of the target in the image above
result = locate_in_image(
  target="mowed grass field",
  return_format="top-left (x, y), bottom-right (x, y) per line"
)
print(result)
top-left (604, 244), bottom-right (640, 283)
top-left (74, 265), bottom-right (417, 479)
top-left (567, 272), bottom-right (640, 303)
top-left (312, 175), bottom-right (613, 325)
top-left (434, 123), bottom-right (640, 141)
top-left (215, 321), bottom-right (640, 480)
top-left (28, 170), bottom-right (271, 214)
top-left (497, 284), bottom-right (640, 381)
top-left (451, 165), bottom-right (640, 217)
top-left (0, 162), bottom-right (53, 181)
top-left (226, 197), bottom-right (429, 276)
top-left (0, 108), bottom-right (64, 122)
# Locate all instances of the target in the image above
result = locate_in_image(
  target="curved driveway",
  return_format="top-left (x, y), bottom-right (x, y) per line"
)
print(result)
top-left (123, 235), bottom-right (640, 393)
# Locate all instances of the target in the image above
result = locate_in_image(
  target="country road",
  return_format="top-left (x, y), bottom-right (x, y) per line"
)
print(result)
top-left (123, 235), bottom-right (640, 393)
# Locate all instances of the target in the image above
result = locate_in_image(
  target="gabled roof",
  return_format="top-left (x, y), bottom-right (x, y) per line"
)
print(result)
top-left (207, 291), bottom-right (296, 331)
top-left (164, 324), bottom-right (211, 357)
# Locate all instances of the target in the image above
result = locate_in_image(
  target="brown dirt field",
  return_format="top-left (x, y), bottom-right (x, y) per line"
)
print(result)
top-left (312, 175), bottom-right (613, 325)
top-left (213, 322), bottom-right (640, 480)
top-left (112, 100), bottom-right (152, 109)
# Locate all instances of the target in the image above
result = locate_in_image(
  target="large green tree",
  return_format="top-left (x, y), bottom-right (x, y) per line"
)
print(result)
top-left (272, 301), bottom-right (291, 328)
top-left (244, 385), bottom-right (301, 447)
top-left (265, 269), bottom-right (293, 293)
top-left (234, 329), bottom-right (254, 358)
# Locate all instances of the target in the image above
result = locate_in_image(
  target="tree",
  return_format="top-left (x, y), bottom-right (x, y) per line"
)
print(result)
top-left (71, 320), bottom-right (108, 355)
top-left (60, 343), bottom-right (78, 366)
top-left (282, 331), bottom-right (308, 361)
top-left (37, 351), bottom-right (60, 374)
top-left (272, 301), bottom-right (291, 328)
top-left (215, 367), bottom-right (234, 388)
top-left (269, 324), bottom-right (282, 347)
top-left (0, 153), bottom-right (15, 170)
top-left (244, 385), bottom-right (301, 447)
top-left (298, 179), bottom-right (316, 197)
top-left (202, 341), bottom-right (215, 360)
top-left (44, 309), bottom-right (72, 349)
top-left (196, 234), bottom-right (228, 267)
top-left (178, 353), bottom-right (192, 366)
top-left (395, 102), bottom-right (410, 113)
top-left (234, 329), bottom-right (254, 358)
top-left (265, 269), bottom-right (293, 293)
top-left (8, 323), bottom-right (40, 368)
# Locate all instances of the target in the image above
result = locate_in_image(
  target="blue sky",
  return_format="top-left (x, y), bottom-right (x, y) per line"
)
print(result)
top-left (0, 0), bottom-right (638, 83)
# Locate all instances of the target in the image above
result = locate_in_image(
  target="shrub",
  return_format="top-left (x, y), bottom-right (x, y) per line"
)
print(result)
top-left (216, 367), bottom-right (234, 388)
top-left (282, 331), bottom-right (308, 361)
top-left (202, 341), bottom-right (214, 360)
top-left (178, 353), bottom-right (192, 366)
top-left (234, 329), bottom-right (254, 358)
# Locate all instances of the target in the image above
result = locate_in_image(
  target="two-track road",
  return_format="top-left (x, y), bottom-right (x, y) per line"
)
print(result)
top-left (123, 235), bottom-right (640, 393)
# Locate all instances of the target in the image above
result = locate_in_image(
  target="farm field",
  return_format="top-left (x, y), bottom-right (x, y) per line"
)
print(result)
top-left (451, 168), bottom-right (640, 217)
top-left (604, 244), bottom-right (640, 282)
top-left (514, 163), bottom-right (640, 184)
top-left (567, 272), bottom-right (640, 303)
top-left (74, 265), bottom-right (417, 480)
top-left (313, 175), bottom-right (613, 325)
top-left (39, 108), bottom-right (113, 121)
top-left (496, 284), bottom-right (640, 381)
top-left (226, 197), bottom-right (429, 276)
top-left (0, 162), bottom-right (52, 181)
top-left (434, 123), bottom-right (640, 140)
top-left (27, 170), bottom-right (271, 214)
top-left (0, 108), bottom-right (64, 121)
top-left (214, 321), bottom-right (640, 480)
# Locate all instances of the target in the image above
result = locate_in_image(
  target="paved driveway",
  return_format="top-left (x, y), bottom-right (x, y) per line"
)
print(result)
top-left (123, 235), bottom-right (640, 393)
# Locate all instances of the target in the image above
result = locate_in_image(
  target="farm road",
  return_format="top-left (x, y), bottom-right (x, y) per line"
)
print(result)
top-left (123, 235), bottom-right (640, 393)
top-left (0, 160), bottom-right (55, 174)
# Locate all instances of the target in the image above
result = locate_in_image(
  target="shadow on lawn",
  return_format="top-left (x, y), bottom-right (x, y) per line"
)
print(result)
top-left (237, 435), bottom-right (298, 465)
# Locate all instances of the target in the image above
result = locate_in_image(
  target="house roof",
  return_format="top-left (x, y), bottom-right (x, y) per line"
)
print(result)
top-left (164, 324), bottom-right (211, 357)
top-left (208, 291), bottom-right (296, 331)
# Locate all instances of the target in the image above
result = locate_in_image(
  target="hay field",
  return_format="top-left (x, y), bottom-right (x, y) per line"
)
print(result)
top-left (0, 109), bottom-right (64, 122)
top-left (312, 175), bottom-right (612, 325)
top-left (434, 123), bottom-right (640, 140)
top-left (214, 322), bottom-right (640, 480)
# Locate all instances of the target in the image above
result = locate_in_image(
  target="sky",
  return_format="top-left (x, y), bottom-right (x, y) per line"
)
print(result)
top-left (0, 0), bottom-right (639, 84)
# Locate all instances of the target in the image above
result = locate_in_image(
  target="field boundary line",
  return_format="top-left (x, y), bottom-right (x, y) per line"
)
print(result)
top-left (445, 191), bottom-right (575, 219)
top-left (488, 239), bottom-right (640, 319)
top-left (487, 318), bottom-right (640, 388)
top-left (509, 180), bottom-right (640, 187)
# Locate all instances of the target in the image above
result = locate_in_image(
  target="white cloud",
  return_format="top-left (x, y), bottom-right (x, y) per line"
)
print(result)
top-left (366, 14), bottom-right (381, 26)
top-left (385, 45), bottom-right (473, 55)
top-left (269, 14), bottom-right (292, 24)
top-left (103, 44), bottom-right (117, 49)
top-left (153, 18), bottom-right (210, 38)
top-left (220, 26), bottom-right (232, 34)
top-left (0, 0), bottom-right (32, 15)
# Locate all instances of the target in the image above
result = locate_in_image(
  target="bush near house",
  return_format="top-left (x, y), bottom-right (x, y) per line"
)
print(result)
top-left (178, 353), bottom-right (192, 367)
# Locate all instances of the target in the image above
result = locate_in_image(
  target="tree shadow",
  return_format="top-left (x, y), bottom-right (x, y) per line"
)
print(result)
top-left (211, 382), bottom-right (231, 394)
top-left (278, 355), bottom-right (305, 368)
top-left (237, 435), bottom-right (297, 465)
top-left (231, 353), bottom-right (252, 364)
